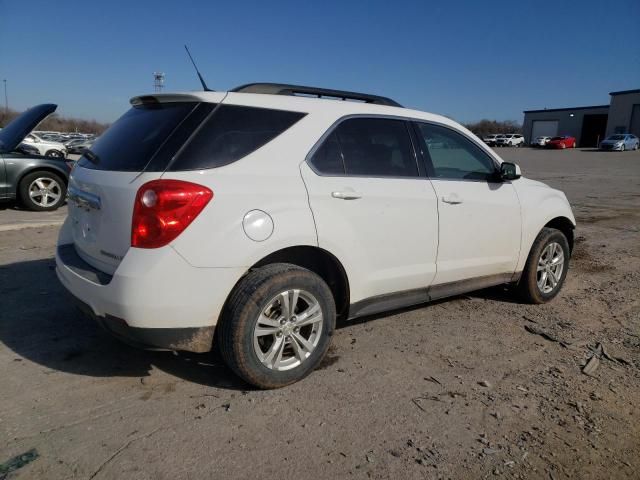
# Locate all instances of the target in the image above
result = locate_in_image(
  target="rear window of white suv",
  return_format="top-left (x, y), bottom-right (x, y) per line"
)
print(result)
top-left (78, 102), bottom-right (305, 172)
top-left (78, 102), bottom-right (206, 171)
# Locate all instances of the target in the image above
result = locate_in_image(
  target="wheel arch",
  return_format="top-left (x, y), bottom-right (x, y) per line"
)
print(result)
top-left (250, 246), bottom-right (350, 320)
top-left (15, 166), bottom-right (69, 195)
top-left (544, 216), bottom-right (575, 253)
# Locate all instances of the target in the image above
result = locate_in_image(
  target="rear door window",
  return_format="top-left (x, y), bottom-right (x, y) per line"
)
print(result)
top-left (169, 105), bottom-right (306, 170)
top-left (308, 131), bottom-right (345, 174)
top-left (311, 117), bottom-right (419, 177)
top-left (337, 118), bottom-right (418, 177)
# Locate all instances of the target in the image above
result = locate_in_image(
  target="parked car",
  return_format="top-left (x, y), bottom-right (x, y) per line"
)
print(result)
top-left (531, 136), bottom-right (551, 147)
top-left (22, 132), bottom-right (67, 158)
top-left (55, 83), bottom-right (576, 389)
top-left (67, 138), bottom-right (94, 155)
top-left (546, 136), bottom-right (576, 149)
top-left (599, 134), bottom-right (639, 151)
top-left (495, 134), bottom-right (525, 147)
top-left (482, 134), bottom-right (500, 146)
top-left (15, 142), bottom-right (41, 156)
top-left (0, 105), bottom-right (71, 211)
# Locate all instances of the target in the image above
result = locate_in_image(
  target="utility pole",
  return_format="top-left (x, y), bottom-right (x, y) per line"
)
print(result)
top-left (3, 79), bottom-right (7, 115)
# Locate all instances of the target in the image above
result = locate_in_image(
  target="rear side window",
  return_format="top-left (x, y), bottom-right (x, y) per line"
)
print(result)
top-left (78, 102), bottom-right (201, 171)
top-left (309, 117), bottom-right (418, 177)
top-left (170, 105), bottom-right (306, 170)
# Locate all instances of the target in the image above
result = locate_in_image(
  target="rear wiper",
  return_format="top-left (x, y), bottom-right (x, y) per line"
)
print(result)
top-left (82, 149), bottom-right (100, 165)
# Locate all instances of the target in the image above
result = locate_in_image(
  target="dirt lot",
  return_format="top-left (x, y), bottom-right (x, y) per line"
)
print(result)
top-left (1, 148), bottom-right (639, 479)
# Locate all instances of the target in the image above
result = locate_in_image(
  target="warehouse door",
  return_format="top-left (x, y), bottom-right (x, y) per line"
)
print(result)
top-left (630, 104), bottom-right (640, 138)
top-left (580, 114), bottom-right (608, 147)
top-left (531, 120), bottom-right (558, 141)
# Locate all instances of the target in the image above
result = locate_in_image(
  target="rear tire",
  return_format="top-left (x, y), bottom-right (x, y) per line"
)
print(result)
top-left (218, 263), bottom-right (336, 389)
top-left (19, 171), bottom-right (67, 211)
top-left (516, 227), bottom-right (570, 304)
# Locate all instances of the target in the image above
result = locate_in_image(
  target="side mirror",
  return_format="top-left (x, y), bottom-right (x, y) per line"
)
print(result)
top-left (499, 162), bottom-right (521, 181)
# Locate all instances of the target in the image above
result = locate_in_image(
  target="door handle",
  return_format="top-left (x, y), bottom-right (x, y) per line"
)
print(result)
top-left (441, 193), bottom-right (463, 204)
top-left (332, 191), bottom-right (362, 200)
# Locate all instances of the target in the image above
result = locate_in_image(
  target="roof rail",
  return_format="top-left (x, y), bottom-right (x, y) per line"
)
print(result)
top-left (231, 83), bottom-right (403, 107)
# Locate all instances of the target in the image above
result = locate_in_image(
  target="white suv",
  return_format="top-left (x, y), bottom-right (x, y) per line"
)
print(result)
top-left (495, 133), bottom-right (525, 147)
top-left (56, 83), bottom-right (576, 388)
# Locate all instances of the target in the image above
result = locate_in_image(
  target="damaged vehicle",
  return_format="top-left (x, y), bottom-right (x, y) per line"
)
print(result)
top-left (55, 83), bottom-right (576, 388)
top-left (0, 104), bottom-right (72, 211)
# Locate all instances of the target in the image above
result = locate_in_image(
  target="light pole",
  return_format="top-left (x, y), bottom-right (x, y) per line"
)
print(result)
top-left (3, 79), bottom-right (7, 115)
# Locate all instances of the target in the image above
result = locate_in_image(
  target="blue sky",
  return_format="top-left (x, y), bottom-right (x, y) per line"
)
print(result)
top-left (0, 0), bottom-right (638, 124)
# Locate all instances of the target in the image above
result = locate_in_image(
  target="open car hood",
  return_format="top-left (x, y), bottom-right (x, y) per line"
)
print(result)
top-left (0, 104), bottom-right (57, 153)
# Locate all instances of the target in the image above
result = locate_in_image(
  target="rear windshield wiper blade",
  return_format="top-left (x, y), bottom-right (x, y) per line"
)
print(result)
top-left (82, 149), bottom-right (100, 165)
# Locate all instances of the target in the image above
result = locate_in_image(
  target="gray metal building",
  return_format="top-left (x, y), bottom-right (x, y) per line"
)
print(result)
top-left (522, 88), bottom-right (640, 147)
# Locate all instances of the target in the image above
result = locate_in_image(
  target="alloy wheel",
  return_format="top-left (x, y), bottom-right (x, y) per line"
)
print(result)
top-left (28, 177), bottom-right (62, 208)
top-left (536, 242), bottom-right (564, 294)
top-left (253, 289), bottom-right (323, 371)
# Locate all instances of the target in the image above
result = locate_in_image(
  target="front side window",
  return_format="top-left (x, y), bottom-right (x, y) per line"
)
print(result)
top-left (416, 123), bottom-right (497, 181)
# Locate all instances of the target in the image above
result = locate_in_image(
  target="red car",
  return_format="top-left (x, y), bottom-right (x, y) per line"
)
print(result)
top-left (546, 136), bottom-right (576, 149)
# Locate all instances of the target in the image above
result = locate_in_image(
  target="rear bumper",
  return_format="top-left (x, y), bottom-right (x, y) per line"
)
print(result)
top-left (55, 219), bottom-right (246, 352)
top-left (68, 289), bottom-right (215, 352)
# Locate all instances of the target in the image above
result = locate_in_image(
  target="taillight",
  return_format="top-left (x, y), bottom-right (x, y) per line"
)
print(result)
top-left (131, 180), bottom-right (213, 249)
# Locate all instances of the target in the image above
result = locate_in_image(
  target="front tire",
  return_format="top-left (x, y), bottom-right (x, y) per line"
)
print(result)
top-left (19, 171), bottom-right (67, 211)
top-left (218, 264), bottom-right (336, 389)
top-left (516, 227), bottom-right (570, 304)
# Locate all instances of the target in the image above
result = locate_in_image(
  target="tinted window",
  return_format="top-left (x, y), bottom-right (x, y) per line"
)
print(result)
top-left (416, 123), bottom-right (497, 181)
top-left (309, 131), bottom-right (344, 174)
top-left (78, 102), bottom-right (200, 171)
top-left (171, 105), bottom-right (306, 170)
top-left (334, 118), bottom-right (418, 177)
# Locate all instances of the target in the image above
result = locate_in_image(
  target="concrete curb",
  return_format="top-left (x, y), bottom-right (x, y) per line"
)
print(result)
top-left (0, 221), bottom-right (64, 232)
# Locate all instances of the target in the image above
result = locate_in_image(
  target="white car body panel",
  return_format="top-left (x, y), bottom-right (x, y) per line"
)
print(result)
top-left (55, 89), bottom-right (576, 339)
top-left (429, 179), bottom-right (521, 284)
top-left (300, 162), bottom-right (439, 303)
top-left (57, 217), bottom-right (244, 328)
top-left (512, 178), bottom-right (575, 273)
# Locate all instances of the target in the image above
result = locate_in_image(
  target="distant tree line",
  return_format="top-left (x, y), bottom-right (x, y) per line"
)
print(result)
top-left (463, 119), bottom-right (522, 138)
top-left (0, 108), bottom-right (110, 134)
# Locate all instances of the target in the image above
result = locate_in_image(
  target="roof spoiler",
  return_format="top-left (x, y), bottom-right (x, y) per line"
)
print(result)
top-left (130, 93), bottom-right (206, 106)
top-left (231, 83), bottom-right (402, 107)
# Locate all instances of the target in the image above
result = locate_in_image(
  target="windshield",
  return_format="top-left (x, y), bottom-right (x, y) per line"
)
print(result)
top-left (607, 135), bottom-right (625, 140)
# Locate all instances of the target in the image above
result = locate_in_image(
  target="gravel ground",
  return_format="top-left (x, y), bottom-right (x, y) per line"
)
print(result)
top-left (0, 148), bottom-right (638, 479)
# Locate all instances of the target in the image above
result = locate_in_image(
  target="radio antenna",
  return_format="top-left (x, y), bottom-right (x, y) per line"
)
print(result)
top-left (184, 45), bottom-right (213, 92)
